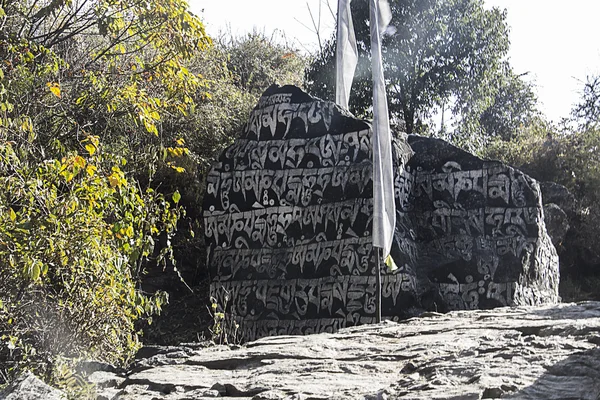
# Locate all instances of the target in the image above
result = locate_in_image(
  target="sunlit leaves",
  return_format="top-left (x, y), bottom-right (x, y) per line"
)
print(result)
top-left (46, 82), bottom-right (61, 98)
top-left (0, 138), bottom-right (183, 379)
top-left (108, 166), bottom-right (127, 188)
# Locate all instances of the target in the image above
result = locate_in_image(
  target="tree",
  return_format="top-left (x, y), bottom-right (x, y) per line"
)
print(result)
top-left (305, 0), bottom-right (510, 135)
top-left (219, 31), bottom-right (307, 97)
top-left (0, 0), bottom-right (210, 387)
top-left (478, 64), bottom-right (538, 141)
top-left (572, 75), bottom-right (600, 130)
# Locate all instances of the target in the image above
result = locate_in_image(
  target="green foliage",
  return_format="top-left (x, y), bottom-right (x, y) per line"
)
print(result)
top-left (209, 294), bottom-right (240, 345)
top-left (0, 0), bottom-right (206, 386)
top-left (478, 65), bottom-right (538, 141)
top-left (0, 0), bottom-right (308, 385)
top-left (446, 63), bottom-right (539, 153)
top-left (220, 31), bottom-right (308, 96)
top-left (572, 75), bottom-right (600, 131)
top-left (51, 357), bottom-right (96, 400)
top-left (0, 139), bottom-right (177, 382)
top-left (305, 0), bottom-right (510, 136)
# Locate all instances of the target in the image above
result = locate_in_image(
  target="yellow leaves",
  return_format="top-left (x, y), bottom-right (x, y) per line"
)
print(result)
top-left (9, 208), bottom-right (16, 222)
top-left (108, 173), bottom-right (120, 188)
top-left (46, 82), bottom-right (61, 98)
top-left (85, 144), bottom-right (96, 155)
top-left (86, 165), bottom-right (97, 177)
top-left (114, 43), bottom-right (126, 54)
top-left (108, 166), bottom-right (127, 188)
top-left (73, 155), bottom-right (86, 168)
top-left (166, 146), bottom-right (189, 157)
top-left (59, 155), bottom-right (86, 182)
top-left (24, 259), bottom-right (45, 282)
top-left (114, 223), bottom-right (134, 240)
top-left (20, 117), bottom-right (33, 133)
top-left (83, 135), bottom-right (99, 156)
top-left (166, 162), bottom-right (185, 173)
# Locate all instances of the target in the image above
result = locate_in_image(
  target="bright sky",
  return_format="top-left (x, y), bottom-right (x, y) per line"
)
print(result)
top-left (188, 0), bottom-right (600, 123)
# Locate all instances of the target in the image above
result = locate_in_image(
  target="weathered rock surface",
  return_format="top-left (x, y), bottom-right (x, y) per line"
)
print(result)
top-left (398, 135), bottom-right (560, 312)
top-left (99, 302), bottom-right (600, 400)
top-left (203, 84), bottom-right (560, 342)
top-left (542, 203), bottom-right (569, 248)
top-left (0, 371), bottom-right (65, 400)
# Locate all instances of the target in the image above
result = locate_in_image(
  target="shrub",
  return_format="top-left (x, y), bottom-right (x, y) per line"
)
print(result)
top-left (0, 139), bottom-right (179, 384)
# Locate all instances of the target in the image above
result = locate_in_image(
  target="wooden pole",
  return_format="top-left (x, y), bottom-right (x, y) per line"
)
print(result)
top-left (375, 246), bottom-right (382, 323)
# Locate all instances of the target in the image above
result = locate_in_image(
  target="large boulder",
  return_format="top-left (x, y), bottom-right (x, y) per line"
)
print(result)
top-left (202, 85), bottom-right (559, 341)
top-left (395, 135), bottom-right (560, 312)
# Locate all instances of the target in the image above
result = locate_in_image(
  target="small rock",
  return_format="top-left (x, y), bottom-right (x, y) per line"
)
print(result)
top-left (0, 372), bottom-right (65, 400)
top-left (95, 387), bottom-right (124, 400)
top-left (400, 362), bottom-right (418, 374)
top-left (252, 390), bottom-right (286, 400)
top-left (588, 335), bottom-right (600, 345)
top-left (202, 389), bottom-right (222, 397)
top-left (86, 370), bottom-right (125, 389)
top-left (210, 383), bottom-right (227, 396)
top-left (481, 387), bottom-right (505, 398)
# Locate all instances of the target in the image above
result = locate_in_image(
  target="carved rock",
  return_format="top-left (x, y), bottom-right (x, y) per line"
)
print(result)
top-left (399, 135), bottom-right (560, 313)
top-left (202, 85), bottom-right (559, 341)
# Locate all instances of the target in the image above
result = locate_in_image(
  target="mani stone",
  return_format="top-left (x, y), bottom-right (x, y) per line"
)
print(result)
top-left (202, 85), bottom-right (559, 341)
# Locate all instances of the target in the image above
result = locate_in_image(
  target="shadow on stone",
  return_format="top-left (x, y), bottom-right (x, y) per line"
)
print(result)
top-left (503, 347), bottom-right (600, 400)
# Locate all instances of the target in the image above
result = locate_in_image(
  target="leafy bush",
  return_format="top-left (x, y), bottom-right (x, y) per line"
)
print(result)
top-left (0, 0), bottom-right (207, 385)
top-left (0, 139), bottom-right (181, 383)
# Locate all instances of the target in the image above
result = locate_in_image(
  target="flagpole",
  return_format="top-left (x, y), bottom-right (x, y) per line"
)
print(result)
top-left (370, 0), bottom-right (394, 326)
top-left (376, 247), bottom-right (382, 323)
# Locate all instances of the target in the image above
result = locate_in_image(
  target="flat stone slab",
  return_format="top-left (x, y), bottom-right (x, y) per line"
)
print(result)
top-left (104, 302), bottom-right (600, 399)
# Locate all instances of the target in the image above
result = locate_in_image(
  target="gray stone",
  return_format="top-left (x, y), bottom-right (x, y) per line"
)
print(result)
top-left (401, 135), bottom-right (560, 311)
top-left (542, 203), bottom-right (569, 248)
top-left (112, 302), bottom-right (600, 399)
top-left (203, 85), bottom-right (560, 341)
top-left (86, 370), bottom-right (125, 389)
top-left (0, 372), bottom-right (65, 400)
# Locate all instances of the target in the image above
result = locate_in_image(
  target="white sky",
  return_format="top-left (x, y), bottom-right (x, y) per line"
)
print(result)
top-left (189, 0), bottom-right (600, 123)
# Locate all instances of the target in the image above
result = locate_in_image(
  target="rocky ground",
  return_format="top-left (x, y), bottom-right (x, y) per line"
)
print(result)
top-left (3, 302), bottom-right (600, 400)
top-left (100, 301), bottom-right (600, 400)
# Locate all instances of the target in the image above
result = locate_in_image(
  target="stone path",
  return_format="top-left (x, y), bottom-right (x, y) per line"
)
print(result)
top-left (92, 302), bottom-right (600, 399)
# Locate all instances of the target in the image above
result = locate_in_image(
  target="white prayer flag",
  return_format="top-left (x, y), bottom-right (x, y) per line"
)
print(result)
top-left (335, 0), bottom-right (358, 110)
top-left (370, 0), bottom-right (395, 257)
